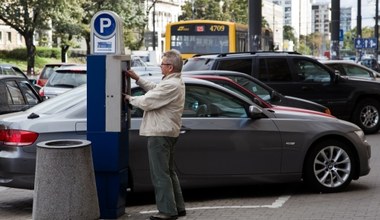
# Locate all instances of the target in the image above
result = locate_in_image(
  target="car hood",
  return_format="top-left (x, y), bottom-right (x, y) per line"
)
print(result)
top-left (270, 105), bottom-right (333, 117)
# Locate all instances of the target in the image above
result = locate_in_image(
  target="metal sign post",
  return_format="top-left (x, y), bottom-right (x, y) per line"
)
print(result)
top-left (88, 10), bottom-right (130, 219)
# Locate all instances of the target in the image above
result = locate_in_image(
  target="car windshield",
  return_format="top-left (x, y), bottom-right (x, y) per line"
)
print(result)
top-left (0, 66), bottom-right (27, 78)
top-left (46, 71), bottom-right (86, 87)
top-left (26, 85), bottom-right (86, 114)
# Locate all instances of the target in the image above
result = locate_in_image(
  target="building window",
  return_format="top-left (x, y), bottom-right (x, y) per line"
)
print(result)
top-left (18, 34), bottom-right (23, 44)
top-left (7, 32), bottom-right (12, 42)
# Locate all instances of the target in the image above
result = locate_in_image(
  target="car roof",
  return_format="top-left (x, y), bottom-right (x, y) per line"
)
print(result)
top-left (43, 63), bottom-right (77, 67)
top-left (184, 70), bottom-right (250, 76)
top-left (320, 60), bottom-right (356, 64)
top-left (191, 51), bottom-right (303, 58)
top-left (55, 64), bottom-right (86, 72)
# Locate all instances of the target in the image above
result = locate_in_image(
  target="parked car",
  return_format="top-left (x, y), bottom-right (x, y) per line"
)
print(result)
top-left (183, 51), bottom-right (380, 134)
top-left (320, 60), bottom-right (380, 80)
top-left (0, 75), bottom-right (42, 114)
top-left (36, 63), bottom-right (77, 87)
top-left (182, 70), bottom-right (331, 114)
top-left (0, 63), bottom-right (41, 91)
top-left (359, 58), bottom-right (380, 72)
top-left (39, 64), bottom-right (86, 99)
top-left (0, 77), bottom-right (370, 194)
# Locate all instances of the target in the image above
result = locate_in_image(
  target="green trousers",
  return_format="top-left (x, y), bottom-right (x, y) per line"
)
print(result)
top-left (147, 136), bottom-right (186, 216)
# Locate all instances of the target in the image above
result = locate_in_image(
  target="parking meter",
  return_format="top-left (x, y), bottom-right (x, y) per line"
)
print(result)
top-left (87, 10), bottom-right (130, 219)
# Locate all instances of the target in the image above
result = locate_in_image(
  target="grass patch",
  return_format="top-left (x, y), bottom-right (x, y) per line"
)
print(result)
top-left (0, 57), bottom-right (85, 75)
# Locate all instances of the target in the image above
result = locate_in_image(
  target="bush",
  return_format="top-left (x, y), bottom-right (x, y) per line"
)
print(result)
top-left (7, 48), bottom-right (27, 60)
top-left (36, 47), bottom-right (61, 59)
top-left (0, 47), bottom-right (61, 61)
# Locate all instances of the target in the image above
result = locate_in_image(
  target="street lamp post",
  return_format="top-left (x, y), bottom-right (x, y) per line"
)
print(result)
top-left (375, 0), bottom-right (379, 62)
top-left (152, 2), bottom-right (156, 51)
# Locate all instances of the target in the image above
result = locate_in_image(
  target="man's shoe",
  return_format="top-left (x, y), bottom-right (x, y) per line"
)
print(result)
top-left (149, 212), bottom-right (178, 220)
top-left (177, 210), bottom-right (186, 217)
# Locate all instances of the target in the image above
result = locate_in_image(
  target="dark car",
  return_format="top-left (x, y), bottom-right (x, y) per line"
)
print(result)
top-left (321, 60), bottom-right (379, 80)
top-left (359, 58), bottom-right (380, 72)
top-left (183, 70), bottom-right (331, 114)
top-left (183, 51), bottom-right (380, 134)
top-left (0, 63), bottom-right (42, 92)
top-left (0, 75), bottom-right (42, 114)
top-left (0, 77), bottom-right (371, 194)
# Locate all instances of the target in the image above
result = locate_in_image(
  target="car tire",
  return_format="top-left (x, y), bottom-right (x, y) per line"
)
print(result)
top-left (352, 98), bottom-right (380, 134)
top-left (304, 139), bottom-right (355, 193)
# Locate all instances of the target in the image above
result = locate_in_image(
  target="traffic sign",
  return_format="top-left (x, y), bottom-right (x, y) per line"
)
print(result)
top-left (339, 29), bottom-right (343, 41)
top-left (354, 37), bottom-right (378, 49)
top-left (355, 38), bottom-right (364, 49)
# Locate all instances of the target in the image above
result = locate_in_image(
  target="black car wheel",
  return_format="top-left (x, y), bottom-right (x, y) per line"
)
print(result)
top-left (304, 139), bottom-right (355, 193)
top-left (352, 98), bottom-right (380, 134)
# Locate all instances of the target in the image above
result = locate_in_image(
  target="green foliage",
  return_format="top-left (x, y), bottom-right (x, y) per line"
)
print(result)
top-left (36, 48), bottom-right (61, 59)
top-left (283, 25), bottom-right (297, 42)
top-left (3, 48), bottom-right (28, 60)
top-left (179, 0), bottom-right (246, 22)
top-left (0, 48), bottom-right (61, 60)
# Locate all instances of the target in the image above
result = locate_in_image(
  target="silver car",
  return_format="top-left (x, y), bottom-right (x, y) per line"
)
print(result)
top-left (39, 64), bottom-right (86, 99)
top-left (0, 77), bottom-right (371, 193)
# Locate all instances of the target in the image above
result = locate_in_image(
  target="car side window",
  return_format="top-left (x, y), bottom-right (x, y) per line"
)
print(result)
top-left (293, 59), bottom-right (331, 82)
top-left (5, 81), bottom-right (26, 105)
top-left (183, 85), bottom-right (247, 118)
top-left (18, 81), bottom-right (40, 104)
top-left (226, 76), bottom-right (271, 101)
top-left (258, 58), bottom-right (291, 82)
top-left (343, 64), bottom-right (372, 78)
top-left (217, 59), bottom-right (252, 75)
top-left (130, 89), bottom-right (145, 118)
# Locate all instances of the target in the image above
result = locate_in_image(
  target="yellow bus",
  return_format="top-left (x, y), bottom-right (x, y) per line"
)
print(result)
top-left (165, 20), bottom-right (273, 59)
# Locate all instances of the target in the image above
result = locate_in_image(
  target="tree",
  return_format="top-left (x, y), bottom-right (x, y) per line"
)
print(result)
top-left (0, 0), bottom-right (67, 74)
top-left (179, 0), bottom-right (269, 27)
top-left (283, 25), bottom-right (297, 43)
top-left (179, 0), bottom-right (226, 21)
top-left (51, 0), bottom-right (85, 62)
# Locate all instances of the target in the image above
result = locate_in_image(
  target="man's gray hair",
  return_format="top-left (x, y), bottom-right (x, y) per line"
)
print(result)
top-left (163, 49), bottom-right (183, 72)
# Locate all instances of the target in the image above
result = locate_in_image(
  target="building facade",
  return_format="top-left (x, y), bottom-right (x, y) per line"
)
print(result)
top-left (0, 20), bottom-right (24, 50)
top-left (272, 0), bottom-right (313, 38)
top-left (263, 0), bottom-right (284, 50)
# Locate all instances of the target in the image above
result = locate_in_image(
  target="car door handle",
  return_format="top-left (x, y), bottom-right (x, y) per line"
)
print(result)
top-left (301, 86), bottom-right (312, 91)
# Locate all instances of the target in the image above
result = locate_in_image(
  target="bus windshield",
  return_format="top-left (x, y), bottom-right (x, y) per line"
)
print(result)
top-left (171, 34), bottom-right (229, 54)
top-left (169, 23), bottom-right (230, 54)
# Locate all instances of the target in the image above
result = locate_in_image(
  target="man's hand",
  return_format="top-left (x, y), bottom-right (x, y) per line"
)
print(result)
top-left (123, 69), bottom-right (140, 81)
top-left (123, 93), bottom-right (131, 102)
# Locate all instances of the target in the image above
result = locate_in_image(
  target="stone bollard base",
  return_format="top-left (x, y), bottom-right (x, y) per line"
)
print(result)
top-left (32, 139), bottom-right (99, 220)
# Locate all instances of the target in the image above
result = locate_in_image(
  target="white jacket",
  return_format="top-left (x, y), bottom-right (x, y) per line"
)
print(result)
top-left (129, 72), bottom-right (185, 137)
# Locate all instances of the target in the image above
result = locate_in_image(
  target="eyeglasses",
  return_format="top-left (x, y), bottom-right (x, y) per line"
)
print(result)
top-left (160, 63), bottom-right (172, 66)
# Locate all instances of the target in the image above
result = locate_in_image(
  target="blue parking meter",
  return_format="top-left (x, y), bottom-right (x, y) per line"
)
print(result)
top-left (87, 10), bottom-right (130, 219)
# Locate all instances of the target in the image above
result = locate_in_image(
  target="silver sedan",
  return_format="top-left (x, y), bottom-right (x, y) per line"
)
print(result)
top-left (0, 77), bottom-right (371, 193)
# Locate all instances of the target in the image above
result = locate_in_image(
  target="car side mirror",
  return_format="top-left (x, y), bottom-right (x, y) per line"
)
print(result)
top-left (249, 105), bottom-right (265, 119)
top-left (270, 90), bottom-right (281, 102)
top-left (332, 70), bottom-right (341, 82)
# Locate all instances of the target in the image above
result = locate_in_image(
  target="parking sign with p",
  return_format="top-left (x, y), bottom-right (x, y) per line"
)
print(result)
top-left (91, 11), bottom-right (124, 54)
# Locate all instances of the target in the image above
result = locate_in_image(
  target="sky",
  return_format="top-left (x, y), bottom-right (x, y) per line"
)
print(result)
top-left (314, 0), bottom-right (378, 28)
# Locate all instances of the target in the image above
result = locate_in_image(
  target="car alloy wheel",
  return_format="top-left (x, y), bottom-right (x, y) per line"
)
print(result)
top-left (353, 98), bottom-right (380, 134)
top-left (304, 139), bottom-right (355, 193)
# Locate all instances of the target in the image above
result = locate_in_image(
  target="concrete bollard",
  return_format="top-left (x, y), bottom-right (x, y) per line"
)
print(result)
top-left (32, 139), bottom-right (100, 220)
